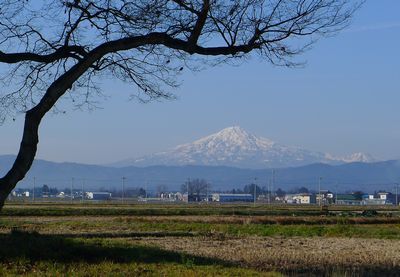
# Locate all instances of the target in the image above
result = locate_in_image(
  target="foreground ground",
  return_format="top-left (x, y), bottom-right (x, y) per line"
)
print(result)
top-left (1, 203), bottom-right (400, 276)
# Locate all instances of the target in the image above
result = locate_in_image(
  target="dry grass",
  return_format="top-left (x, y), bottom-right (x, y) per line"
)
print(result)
top-left (3, 214), bottom-right (400, 225)
top-left (2, 203), bottom-right (400, 275)
top-left (119, 215), bottom-right (400, 225)
top-left (130, 235), bottom-right (400, 274)
top-left (2, 215), bottom-right (400, 240)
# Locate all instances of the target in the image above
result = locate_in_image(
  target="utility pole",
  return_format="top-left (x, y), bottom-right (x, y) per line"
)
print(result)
top-left (271, 169), bottom-right (275, 204)
top-left (71, 177), bottom-right (74, 204)
top-left (318, 177), bottom-right (322, 207)
top-left (122, 177), bottom-right (126, 203)
top-left (253, 177), bottom-right (257, 207)
top-left (145, 181), bottom-right (148, 201)
top-left (187, 178), bottom-right (190, 203)
top-left (335, 182), bottom-right (338, 205)
top-left (267, 178), bottom-right (271, 205)
top-left (206, 182), bottom-right (209, 203)
top-left (82, 179), bottom-right (85, 203)
top-left (395, 183), bottom-right (399, 206)
top-left (33, 177), bottom-right (36, 203)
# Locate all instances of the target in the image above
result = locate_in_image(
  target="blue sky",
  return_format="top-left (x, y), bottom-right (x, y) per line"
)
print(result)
top-left (1, 0), bottom-right (400, 164)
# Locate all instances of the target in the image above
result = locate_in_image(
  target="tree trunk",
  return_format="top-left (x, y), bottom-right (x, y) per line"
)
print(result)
top-left (0, 62), bottom-right (94, 211)
top-left (0, 42), bottom-right (106, 211)
top-left (0, 108), bottom-right (42, 210)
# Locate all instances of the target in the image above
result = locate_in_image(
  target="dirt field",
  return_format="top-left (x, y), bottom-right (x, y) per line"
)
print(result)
top-left (1, 203), bottom-right (400, 275)
top-left (132, 236), bottom-right (400, 273)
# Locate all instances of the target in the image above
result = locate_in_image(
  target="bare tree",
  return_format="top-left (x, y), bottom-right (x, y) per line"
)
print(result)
top-left (0, 0), bottom-right (361, 209)
top-left (181, 178), bottom-right (210, 201)
top-left (156, 184), bottom-right (168, 197)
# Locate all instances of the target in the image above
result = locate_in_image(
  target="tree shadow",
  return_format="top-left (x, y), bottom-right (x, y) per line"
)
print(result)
top-left (0, 230), bottom-right (231, 267)
top-left (1, 230), bottom-right (399, 276)
top-left (54, 231), bottom-right (198, 238)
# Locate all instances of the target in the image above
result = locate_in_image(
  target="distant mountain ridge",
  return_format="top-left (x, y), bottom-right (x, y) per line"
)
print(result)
top-left (111, 126), bottom-right (375, 168)
top-left (1, 156), bottom-right (396, 193)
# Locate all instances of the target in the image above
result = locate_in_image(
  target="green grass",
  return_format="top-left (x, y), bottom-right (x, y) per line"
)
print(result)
top-left (1, 230), bottom-right (398, 276)
top-left (0, 205), bottom-right (322, 217)
top-left (0, 263), bottom-right (271, 277)
top-left (2, 203), bottom-right (400, 275)
top-left (103, 221), bottom-right (400, 239)
top-left (2, 216), bottom-right (400, 239)
top-left (0, 230), bottom-right (274, 276)
top-left (3, 202), bottom-right (399, 217)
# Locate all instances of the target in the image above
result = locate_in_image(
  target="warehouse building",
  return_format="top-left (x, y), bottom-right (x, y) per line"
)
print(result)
top-left (212, 193), bottom-right (253, 202)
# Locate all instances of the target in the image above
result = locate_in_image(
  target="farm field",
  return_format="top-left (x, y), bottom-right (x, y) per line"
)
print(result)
top-left (1, 203), bottom-right (400, 276)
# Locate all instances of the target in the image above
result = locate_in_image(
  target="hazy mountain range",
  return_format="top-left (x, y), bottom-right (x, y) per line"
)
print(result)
top-left (2, 126), bottom-right (394, 192)
top-left (1, 155), bottom-right (399, 192)
top-left (110, 126), bottom-right (375, 169)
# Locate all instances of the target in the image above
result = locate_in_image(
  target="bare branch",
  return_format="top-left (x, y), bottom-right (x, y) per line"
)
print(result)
top-left (0, 0), bottom-right (363, 208)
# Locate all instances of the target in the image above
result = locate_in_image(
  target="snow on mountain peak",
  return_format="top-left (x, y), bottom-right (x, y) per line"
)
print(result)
top-left (342, 152), bottom-right (375, 163)
top-left (110, 127), bottom-right (376, 168)
top-left (193, 126), bottom-right (275, 151)
top-left (216, 126), bottom-right (254, 139)
top-left (202, 126), bottom-right (253, 143)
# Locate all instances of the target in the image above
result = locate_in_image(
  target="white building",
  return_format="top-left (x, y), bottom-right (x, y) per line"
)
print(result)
top-left (378, 192), bottom-right (389, 200)
top-left (292, 194), bottom-right (316, 204)
top-left (86, 192), bottom-right (112, 200)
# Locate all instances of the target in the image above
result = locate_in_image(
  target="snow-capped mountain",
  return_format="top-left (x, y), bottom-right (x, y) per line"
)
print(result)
top-left (111, 126), bottom-right (375, 168)
top-left (341, 152), bottom-right (375, 163)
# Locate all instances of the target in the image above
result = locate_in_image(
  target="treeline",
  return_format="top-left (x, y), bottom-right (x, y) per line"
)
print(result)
top-left (180, 178), bottom-right (313, 198)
